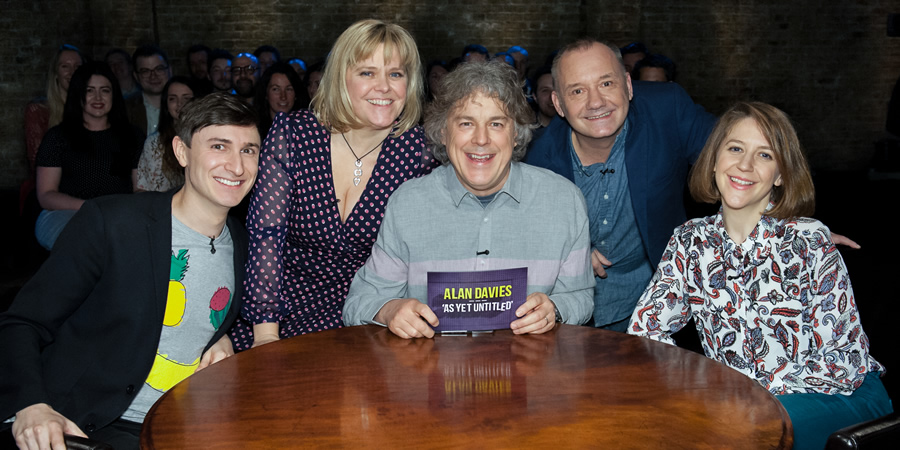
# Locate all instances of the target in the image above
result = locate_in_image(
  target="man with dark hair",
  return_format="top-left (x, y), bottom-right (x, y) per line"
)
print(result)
top-left (1, 92), bottom-right (260, 449)
top-left (207, 49), bottom-right (234, 94)
top-left (186, 44), bottom-right (213, 96)
top-left (127, 45), bottom-right (173, 135)
top-left (232, 52), bottom-right (260, 103)
top-left (254, 45), bottom-right (281, 75)
top-left (344, 61), bottom-right (593, 338)
top-left (532, 65), bottom-right (557, 129)
top-left (633, 53), bottom-right (677, 82)
top-left (525, 39), bottom-right (715, 332)
top-left (620, 41), bottom-right (649, 75)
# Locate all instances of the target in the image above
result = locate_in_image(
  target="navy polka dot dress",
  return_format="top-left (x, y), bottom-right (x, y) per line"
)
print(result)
top-left (231, 110), bottom-right (435, 350)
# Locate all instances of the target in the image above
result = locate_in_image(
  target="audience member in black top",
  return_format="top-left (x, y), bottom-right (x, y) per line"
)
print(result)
top-left (186, 44), bottom-right (213, 96)
top-left (254, 45), bottom-right (281, 75)
top-left (620, 41), bottom-right (649, 75)
top-left (208, 49), bottom-right (234, 93)
top-left (35, 61), bottom-right (144, 250)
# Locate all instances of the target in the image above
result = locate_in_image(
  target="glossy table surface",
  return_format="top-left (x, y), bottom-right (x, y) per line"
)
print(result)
top-left (141, 324), bottom-right (791, 448)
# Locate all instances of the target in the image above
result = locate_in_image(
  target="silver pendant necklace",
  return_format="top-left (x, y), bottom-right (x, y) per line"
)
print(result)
top-left (341, 132), bottom-right (381, 186)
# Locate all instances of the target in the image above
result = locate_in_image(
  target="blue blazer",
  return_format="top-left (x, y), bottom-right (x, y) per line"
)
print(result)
top-left (524, 81), bottom-right (716, 265)
top-left (0, 190), bottom-right (247, 433)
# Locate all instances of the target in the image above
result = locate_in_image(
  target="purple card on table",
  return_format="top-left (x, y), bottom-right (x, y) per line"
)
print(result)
top-left (427, 267), bottom-right (528, 332)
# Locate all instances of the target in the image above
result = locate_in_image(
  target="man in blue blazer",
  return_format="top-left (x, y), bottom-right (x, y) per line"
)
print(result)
top-left (0, 92), bottom-right (260, 449)
top-left (524, 39), bottom-right (716, 331)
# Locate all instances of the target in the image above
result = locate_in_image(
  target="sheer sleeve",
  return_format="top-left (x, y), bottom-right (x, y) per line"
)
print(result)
top-left (241, 113), bottom-right (299, 325)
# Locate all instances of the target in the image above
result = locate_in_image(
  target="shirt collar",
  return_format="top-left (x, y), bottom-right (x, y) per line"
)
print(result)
top-left (443, 162), bottom-right (523, 207)
top-left (569, 118), bottom-right (630, 173)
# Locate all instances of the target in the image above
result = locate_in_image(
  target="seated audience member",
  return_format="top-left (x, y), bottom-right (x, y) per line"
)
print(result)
top-left (287, 57), bottom-right (307, 80)
top-left (619, 41), bottom-right (649, 75)
top-left (34, 61), bottom-right (144, 250)
top-left (633, 53), bottom-right (676, 82)
top-left (303, 60), bottom-right (325, 106)
top-left (25, 44), bottom-right (85, 179)
top-left (532, 65), bottom-right (556, 129)
top-left (105, 48), bottom-right (141, 100)
top-left (186, 44), bottom-right (213, 96)
top-left (136, 76), bottom-right (196, 191)
top-left (628, 102), bottom-right (892, 450)
top-left (343, 61), bottom-right (594, 338)
top-left (232, 52), bottom-right (260, 104)
top-left (425, 59), bottom-right (448, 102)
top-left (127, 45), bottom-right (173, 136)
top-left (506, 45), bottom-right (533, 103)
top-left (254, 45), bottom-right (280, 75)
top-left (462, 44), bottom-right (489, 63)
top-left (232, 19), bottom-right (436, 350)
top-left (207, 49), bottom-right (234, 93)
top-left (0, 92), bottom-right (259, 450)
top-left (255, 62), bottom-right (304, 138)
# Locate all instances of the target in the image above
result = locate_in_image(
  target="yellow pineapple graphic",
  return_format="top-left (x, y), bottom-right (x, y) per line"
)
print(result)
top-left (163, 249), bottom-right (189, 327)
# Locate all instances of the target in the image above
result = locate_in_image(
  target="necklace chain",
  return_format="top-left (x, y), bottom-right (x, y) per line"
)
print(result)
top-left (341, 133), bottom-right (382, 186)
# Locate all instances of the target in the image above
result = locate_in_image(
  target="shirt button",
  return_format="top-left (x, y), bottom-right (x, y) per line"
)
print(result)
top-left (603, 219), bottom-right (608, 225)
top-left (600, 241), bottom-right (606, 246)
top-left (85, 423), bottom-right (96, 432)
top-left (484, 217), bottom-right (489, 222)
top-left (126, 385), bottom-right (135, 395)
top-left (604, 194), bottom-right (609, 200)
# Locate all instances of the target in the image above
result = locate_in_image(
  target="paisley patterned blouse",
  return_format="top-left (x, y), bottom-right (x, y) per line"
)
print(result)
top-left (629, 210), bottom-right (884, 395)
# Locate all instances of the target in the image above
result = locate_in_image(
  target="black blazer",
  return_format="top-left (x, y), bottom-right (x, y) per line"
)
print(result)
top-left (0, 190), bottom-right (247, 433)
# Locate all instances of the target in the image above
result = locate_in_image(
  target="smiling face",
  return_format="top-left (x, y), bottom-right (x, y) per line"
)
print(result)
top-left (443, 91), bottom-right (516, 196)
top-left (345, 44), bottom-right (407, 132)
top-left (166, 82), bottom-right (194, 120)
top-left (83, 74), bottom-right (113, 123)
top-left (174, 125), bottom-right (260, 213)
top-left (267, 73), bottom-right (295, 118)
top-left (714, 117), bottom-right (783, 217)
top-left (552, 43), bottom-right (633, 149)
top-left (57, 50), bottom-right (83, 92)
top-left (135, 54), bottom-right (171, 95)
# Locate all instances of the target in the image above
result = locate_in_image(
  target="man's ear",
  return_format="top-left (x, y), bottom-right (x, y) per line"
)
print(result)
top-left (551, 91), bottom-right (565, 118)
top-left (173, 136), bottom-right (189, 168)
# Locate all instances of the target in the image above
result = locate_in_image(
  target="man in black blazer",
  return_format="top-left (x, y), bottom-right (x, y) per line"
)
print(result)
top-left (0, 92), bottom-right (260, 449)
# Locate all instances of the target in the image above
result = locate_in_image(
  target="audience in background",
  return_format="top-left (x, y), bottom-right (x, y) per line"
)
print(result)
top-left (35, 62), bottom-right (144, 250)
top-left (24, 45), bottom-right (86, 178)
top-left (532, 65), bottom-right (556, 129)
top-left (231, 52), bottom-right (259, 104)
top-left (425, 59), bottom-right (448, 103)
top-left (633, 53), bottom-right (677, 82)
top-left (254, 45), bottom-right (280, 75)
top-left (254, 62), bottom-right (304, 139)
top-left (462, 44), bottom-right (489, 62)
top-left (136, 76), bottom-right (196, 192)
top-left (127, 45), bottom-right (173, 135)
top-left (620, 41), bottom-right (649, 75)
top-left (207, 49), bottom-right (233, 93)
top-left (186, 44), bottom-right (213, 96)
top-left (105, 48), bottom-right (141, 100)
top-left (287, 57), bottom-right (307, 80)
top-left (304, 60), bottom-right (325, 106)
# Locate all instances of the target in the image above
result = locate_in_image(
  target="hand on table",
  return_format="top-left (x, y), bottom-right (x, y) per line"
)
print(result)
top-left (510, 292), bottom-right (557, 335)
top-left (375, 298), bottom-right (439, 339)
top-left (13, 403), bottom-right (86, 450)
top-left (197, 334), bottom-right (234, 372)
top-left (592, 248), bottom-right (612, 278)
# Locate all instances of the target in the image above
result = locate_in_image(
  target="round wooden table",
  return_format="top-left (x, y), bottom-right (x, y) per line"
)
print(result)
top-left (141, 324), bottom-right (791, 448)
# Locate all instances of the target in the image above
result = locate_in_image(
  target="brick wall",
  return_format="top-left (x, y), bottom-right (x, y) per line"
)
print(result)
top-left (2, 0), bottom-right (899, 187)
